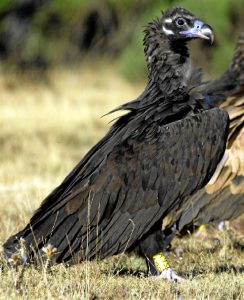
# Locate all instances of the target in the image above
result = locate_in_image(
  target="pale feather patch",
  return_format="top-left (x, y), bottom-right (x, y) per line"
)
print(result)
top-left (164, 18), bottom-right (172, 23)
top-left (162, 26), bottom-right (174, 35)
top-left (208, 152), bottom-right (229, 185)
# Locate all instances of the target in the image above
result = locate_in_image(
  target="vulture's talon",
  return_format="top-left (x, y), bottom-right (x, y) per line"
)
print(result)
top-left (151, 268), bottom-right (185, 282)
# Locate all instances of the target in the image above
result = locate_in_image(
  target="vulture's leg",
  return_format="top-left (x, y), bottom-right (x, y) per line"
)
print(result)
top-left (134, 222), bottom-right (184, 281)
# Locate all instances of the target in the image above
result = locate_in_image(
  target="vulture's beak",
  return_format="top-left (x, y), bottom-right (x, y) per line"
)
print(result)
top-left (180, 20), bottom-right (214, 44)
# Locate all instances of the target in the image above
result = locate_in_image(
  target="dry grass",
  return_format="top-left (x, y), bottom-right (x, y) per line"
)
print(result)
top-left (0, 66), bottom-right (243, 299)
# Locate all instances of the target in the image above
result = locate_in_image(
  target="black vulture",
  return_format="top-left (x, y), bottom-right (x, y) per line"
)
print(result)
top-left (135, 34), bottom-right (243, 276)
top-left (3, 7), bottom-right (229, 281)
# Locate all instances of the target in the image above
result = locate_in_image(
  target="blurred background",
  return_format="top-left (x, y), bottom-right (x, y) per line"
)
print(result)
top-left (0, 0), bottom-right (243, 79)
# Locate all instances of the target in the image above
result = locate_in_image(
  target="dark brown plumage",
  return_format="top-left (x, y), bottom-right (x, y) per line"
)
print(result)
top-left (3, 7), bottom-right (229, 275)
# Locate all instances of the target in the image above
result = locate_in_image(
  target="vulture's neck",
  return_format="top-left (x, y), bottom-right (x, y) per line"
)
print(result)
top-left (112, 28), bottom-right (205, 115)
top-left (144, 33), bottom-right (192, 96)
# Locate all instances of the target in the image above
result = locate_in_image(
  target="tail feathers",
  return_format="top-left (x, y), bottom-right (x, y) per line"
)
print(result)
top-left (3, 206), bottom-right (87, 264)
top-left (3, 209), bottom-right (137, 265)
top-left (3, 219), bottom-right (100, 265)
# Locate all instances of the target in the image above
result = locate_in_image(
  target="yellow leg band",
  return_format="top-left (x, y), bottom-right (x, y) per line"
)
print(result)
top-left (198, 224), bottom-right (207, 232)
top-left (152, 252), bottom-right (170, 272)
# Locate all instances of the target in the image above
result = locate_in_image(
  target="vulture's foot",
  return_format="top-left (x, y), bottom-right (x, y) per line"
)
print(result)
top-left (151, 252), bottom-right (185, 282)
top-left (151, 268), bottom-right (185, 282)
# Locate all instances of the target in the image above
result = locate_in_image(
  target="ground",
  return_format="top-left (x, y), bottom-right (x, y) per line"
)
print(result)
top-left (0, 66), bottom-right (243, 299)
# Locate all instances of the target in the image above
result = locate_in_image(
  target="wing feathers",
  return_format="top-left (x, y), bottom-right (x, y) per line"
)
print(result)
top-left (3, 108), bottom-right (229, 263)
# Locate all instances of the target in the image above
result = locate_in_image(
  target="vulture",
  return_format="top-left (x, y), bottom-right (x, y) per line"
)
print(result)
top-left (3, 7), bottom-right (229, 281)
top-left (135, 34), bottom-right (244, 275)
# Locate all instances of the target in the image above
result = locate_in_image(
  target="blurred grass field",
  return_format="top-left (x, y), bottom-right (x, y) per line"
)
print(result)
top-left (0, 66), bottom-right (243, 299)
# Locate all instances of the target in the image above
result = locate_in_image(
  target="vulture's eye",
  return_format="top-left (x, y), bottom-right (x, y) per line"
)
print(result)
top-left (176, 18), bottom-right (185, 26)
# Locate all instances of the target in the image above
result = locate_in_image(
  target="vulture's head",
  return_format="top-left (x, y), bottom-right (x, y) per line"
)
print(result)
top-left (162, 7), bottom-right (214, 43)
top-left (144, 7), bottom-right (214, 65)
